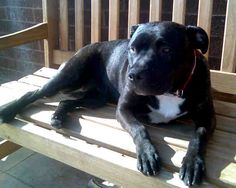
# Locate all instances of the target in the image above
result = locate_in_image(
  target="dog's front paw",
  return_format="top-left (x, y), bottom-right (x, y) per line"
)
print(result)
top-left (136, 140), bottom-right (161, 176)
top-left (50, 114), bottom-right (64, 129)
top-left (179, 154), bottom-right (205, 186)
top-left (0, 105), bottom-right (17, 124)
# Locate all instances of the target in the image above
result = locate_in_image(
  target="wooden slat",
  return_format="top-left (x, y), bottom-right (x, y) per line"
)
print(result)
top-left (59, 0), bottom-right (69, 50)
top-left (149, 0), bottom-right (162, 22)
top-left (18, 75), bottom-right (49, 87)
top-left (172, 0), bottom-right (186, 24)
top-left (91, 0), bottom-right (102, 43)
top-left (16, 103), bottom-right (236, 187)
top-left (128, 0), bottom-right (140, 37)
top-left (221, 0), bottom-right (236, 72)
top-left (214, 100), bottom-right (236, 119)
top-left (0, 77), bottom-right (234, 187)
top-left (0, 23), bottom-right (48, 50)
top-left (108, 0), bottom-right (120, 41)
top-left (42, 0), bottom-right (59, 68)
top-left (0, 121), bottom-right (191, 188)
top-left (53, 49), bottom-right (75, 65)
top-left (211, 70), bottom-right (236, 95)
top-left (197, 0), bottom-right (213, 57)
top-left (33, 67), bottom-right (58, 79)
top-left (75, 0), bottom-right (84, 50)
top-left (0, 140), bottom-right (21, 159)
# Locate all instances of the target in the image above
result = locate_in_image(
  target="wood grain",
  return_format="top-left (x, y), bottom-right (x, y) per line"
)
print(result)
top-left (128, 0), bottom-right (140, 37)
top-left (108, 0), bottom-right (120, 40)
top-left (220, 0), bottom-right (236, 72)
top-left (75, 0), bottom-right (84, 50)
top-left (42, 0), bottom-right (59, 68)
top-left (59, 0), bottom-right (69, 50)
top-left (0, 23), bottom-right (48, 50)
top-left (172, 0), bottom-right (186, 24)
top-left (149, 0), bottom-right (162, 22)
top-left (91, 0), bottom-right (102, 43)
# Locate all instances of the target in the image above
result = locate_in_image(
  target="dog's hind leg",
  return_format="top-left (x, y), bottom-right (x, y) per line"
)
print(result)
top-left (51, 93), bottom-right (107, 129)
top-left (0, 70), bottom-right (78, 123)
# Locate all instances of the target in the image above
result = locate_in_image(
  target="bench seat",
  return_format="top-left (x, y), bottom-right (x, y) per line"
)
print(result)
top-left (0, 67), bottom-right (235, 188)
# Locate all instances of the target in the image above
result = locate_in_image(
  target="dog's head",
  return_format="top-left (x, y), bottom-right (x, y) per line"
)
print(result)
top-left (127, 21), bottom-right (208, 96)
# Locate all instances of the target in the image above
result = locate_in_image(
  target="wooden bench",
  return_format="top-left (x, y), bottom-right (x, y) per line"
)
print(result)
top-left (0, 0), bottom-right (236, 187)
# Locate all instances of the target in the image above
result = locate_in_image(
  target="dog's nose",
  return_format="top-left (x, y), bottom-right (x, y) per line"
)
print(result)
top-left (128, 72), bottom-right (144, 82)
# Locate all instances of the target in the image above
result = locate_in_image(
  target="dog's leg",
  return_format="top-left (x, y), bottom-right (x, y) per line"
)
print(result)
top-left (116, 92), bottom-right (161, 176)
top-left (51, 91), bottom-right (107, 129)
top-left (179, 98), bottom-right (216, 186)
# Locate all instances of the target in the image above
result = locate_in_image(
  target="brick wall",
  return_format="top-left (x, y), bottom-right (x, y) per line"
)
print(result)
top-left (0, 0), bottom-right (227, 84)
top-left (0, 0), bottom-right (44, 84)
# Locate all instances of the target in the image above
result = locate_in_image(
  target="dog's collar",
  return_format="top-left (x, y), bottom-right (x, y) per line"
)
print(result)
top-left (174, 50), bottom-right (197, 97)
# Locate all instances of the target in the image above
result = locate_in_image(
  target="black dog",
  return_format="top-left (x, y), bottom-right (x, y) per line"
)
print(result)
top-left (0, 21), bottom-right (215, 186)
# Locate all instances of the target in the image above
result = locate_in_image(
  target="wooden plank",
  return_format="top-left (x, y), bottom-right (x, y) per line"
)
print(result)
top-left (221, 0), bottom-right (236, 72)
top-left (197, 0), bottom-right (213, 57)
top-left (0, 121), bottom-right (193, 188)
top-left (0, 79), bottom-right (234, 187)
top-left (42, 0), bottom-right (59, 68)
top-left (108, 0), bottom-right (120, 40)
top-left (0, 140), bottom-right (21, 159)
top-left (0, 23), bottom-right (48, 50)
top-left (128, 0), bottom-right (140, 37)
top-left (91, 0), bottom-right (102, 43)
top-left (211, 70), bottom-right (236, 95)
top-left (214, 100), bottom-right (236, 119)
top-left (33, 67), bottom-right (58, 79)
top-left (172, 0), bottom-right (186, 24)
top-left (197, 0), bottom-right (213, 38)
top-left (59, 0), bottom-right (69, 50)
top-left (216, 115), bottom-right (236, 134)
top-left (149, 0), bottom-right (162, 22)
top-left (75, 0), bottom-right (84, 50)
top-left (53, 49), bottom-right (75, 65)
top-left (14, 104), bottom-right (236, 187)
top-left (18, 75), bottom-right (49, 87)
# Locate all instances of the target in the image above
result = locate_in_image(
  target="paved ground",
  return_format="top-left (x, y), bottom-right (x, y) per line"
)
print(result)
top-left (0, 147), bottom-right (96, 188)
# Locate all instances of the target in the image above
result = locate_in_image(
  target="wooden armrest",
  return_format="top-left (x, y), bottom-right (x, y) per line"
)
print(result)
top-left (0, 23), bottom-right (48, 50)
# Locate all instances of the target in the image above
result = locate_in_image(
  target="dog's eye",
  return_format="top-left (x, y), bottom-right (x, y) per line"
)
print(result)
top-left (162, 47), bottom-right (172, 53)
top-left (129, 47), bottom-right (136, 54)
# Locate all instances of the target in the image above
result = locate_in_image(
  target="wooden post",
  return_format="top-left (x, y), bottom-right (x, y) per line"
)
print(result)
top-left (109, 0), bottom-right (120, 41)
top-left (59, 0), bottom-right (69, 50)
top-left (220, 0), bottom-right (236, 72)
top-left (149, 0), bottom-right (162, 22)
top-left (42, 0), bottom-right (59, 67)
top-left (197, 0), bottom-right (213, 58)
top-left (172, 0), bottom-right (186, 24)
top-left (75, 0), bottom-right (84, 50)
top-left (91, 0), bottom-right (102, 43)
top-left (128, 0), bottom-right (140, 37)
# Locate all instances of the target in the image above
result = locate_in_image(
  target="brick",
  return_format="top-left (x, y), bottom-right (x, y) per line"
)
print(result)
top-left (211, 15), bottom-right (225, 37)
top-left (186, 0), bottom-right (198, 15)
top-left (208, 57), bottom-right (221, 70)
top-left (33, 8), bottom-right (42, 23)
top-left (0, 7), bottom-right (6, 19)
top-left (185, 14), bottom-right (197, 26)
top-left (209, 36), bottom-right (223, 58)
top-left (120, 0), bottom-right (128, 12)
top-left (212, 0), bottom-right (227, 16)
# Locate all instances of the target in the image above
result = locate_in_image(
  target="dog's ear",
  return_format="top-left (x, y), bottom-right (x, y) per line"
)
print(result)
top-left (186, 25), bottom-right (209, 54)
top-left (130, 24), bottom-right (141, 38)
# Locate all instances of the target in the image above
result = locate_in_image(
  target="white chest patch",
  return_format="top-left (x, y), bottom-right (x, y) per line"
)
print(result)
top-left (148, 94), bottom-right (187, 124)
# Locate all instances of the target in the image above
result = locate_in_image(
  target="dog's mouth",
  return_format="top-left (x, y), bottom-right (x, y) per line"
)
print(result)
top-left (132, 81), bottom-right (172, 96)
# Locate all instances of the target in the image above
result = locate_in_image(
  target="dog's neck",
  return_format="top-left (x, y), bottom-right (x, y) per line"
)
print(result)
top-left (174, 50), bottom-right (197, 97)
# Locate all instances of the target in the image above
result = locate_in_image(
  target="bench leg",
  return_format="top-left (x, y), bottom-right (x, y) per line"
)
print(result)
top-left (0, 140), bottom-right (21, 159)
